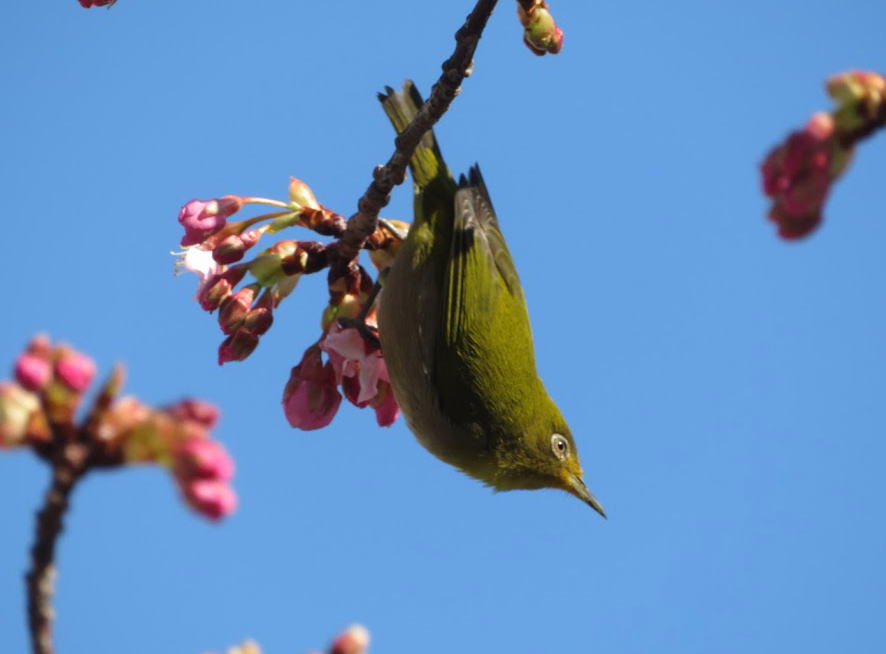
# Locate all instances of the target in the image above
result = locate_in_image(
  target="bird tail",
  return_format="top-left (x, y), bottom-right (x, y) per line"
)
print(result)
top-left (378, 80), bottom-right (449, 189)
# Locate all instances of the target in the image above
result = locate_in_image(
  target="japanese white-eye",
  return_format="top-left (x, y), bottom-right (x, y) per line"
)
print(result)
top-left (376, 82), bottom-right (605, 516)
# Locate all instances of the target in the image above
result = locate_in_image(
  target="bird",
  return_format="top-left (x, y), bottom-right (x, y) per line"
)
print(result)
top-left (376, 81), bottom-right (605, 516)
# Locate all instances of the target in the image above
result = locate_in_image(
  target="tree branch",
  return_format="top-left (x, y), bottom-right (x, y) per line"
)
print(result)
top-left (333, 0), bottom-right (500, 262)
top-left (26, 443), bottom-right (89, 654)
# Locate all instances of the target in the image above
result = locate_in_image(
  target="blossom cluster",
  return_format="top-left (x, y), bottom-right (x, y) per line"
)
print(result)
top-left (176, 178), bottom-right (404, 432)
top-left (78, 0), bottom-right (116, 7)
top-left (0, 335), bottom-right (236, 521)
top-left (518, 1), bottom-right (563, 56)
top-left (761, 70), bottom-right (885, 240)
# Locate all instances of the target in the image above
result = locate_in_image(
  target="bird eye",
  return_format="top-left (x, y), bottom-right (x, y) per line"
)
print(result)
top-left (551, 433), bottom-right (569, 460)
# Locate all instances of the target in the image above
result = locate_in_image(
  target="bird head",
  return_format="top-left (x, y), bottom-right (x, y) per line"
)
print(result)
top-left (491, 408), bottom-right (606, 518)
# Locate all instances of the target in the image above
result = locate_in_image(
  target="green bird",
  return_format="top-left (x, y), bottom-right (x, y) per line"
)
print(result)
top-left (376, 81), bottom-right (605, 516)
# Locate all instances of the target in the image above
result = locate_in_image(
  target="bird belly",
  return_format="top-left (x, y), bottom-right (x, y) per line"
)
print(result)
top-left (378, 253), bottom-right (496, 483)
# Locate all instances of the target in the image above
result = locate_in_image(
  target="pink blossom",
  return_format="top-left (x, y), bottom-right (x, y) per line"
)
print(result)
top-left (178, 196), bottom-right (243, 247)
top-left (15, 353), bottom-right (52, 392)
top-left (180, 246), bottom-right (223, 301)
top-left (168, 399), bottom-right (220, 429)
top-left (321, 325), bottom-right (389, 405)
top-left (79, 0), bottom-right (117, 7)
top-left (282, 346), bottom-right (342, 430)
top-left (182, 478), bottom-right (237, 521)
top-left (54, 349), bottom-right (96, 392)
top-left (173, 437), bottom-right (234, 482)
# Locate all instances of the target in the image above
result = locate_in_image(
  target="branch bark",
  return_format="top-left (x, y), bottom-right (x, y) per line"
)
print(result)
top-left (334, 0), bottom-right (500, 262)
top-left (26, 444), bottom-right (89, 654)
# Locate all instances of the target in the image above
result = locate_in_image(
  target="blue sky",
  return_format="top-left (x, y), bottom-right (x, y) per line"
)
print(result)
top-left (2, 1), bottom-right (886, 653)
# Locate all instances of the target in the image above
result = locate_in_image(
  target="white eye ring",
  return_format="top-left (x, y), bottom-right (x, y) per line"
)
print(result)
top-left (551, 433), bottom-right (569, 460)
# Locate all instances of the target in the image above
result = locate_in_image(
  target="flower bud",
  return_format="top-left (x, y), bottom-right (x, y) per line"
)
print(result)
top-left (212, 229), bottom-right (262, 265)
top-left (520, 2), bottom-right (563, 55)
top-left (330, 625), bottom-right (370, 654)
top-left (54, 348), bottom-right (97, 393)
top-left (179, 196), bottom-right (243, 247)
top-left (218, 330), bottom-right (260, 365)
top-left (282, 346), bottom-right (342, 430)
top-left (288, 177), bottom-right (321, 209)
top-left (181, 478), bottom-right (237, 521)
top-left (242, 293), bottom-right (274, 336)
top-left (218, 285), bottom-right (258, 334)
top-left (167, 398), bottom-right (219, 429)
top-left (761, 113), bottom-right (842, 240)
top-left (173, 437), bottom-right (235, 482)
top-left (79, 0), bottom-right (117, 7)
top-left (15, 352), bottom-right (52, 393)
top-left (198, 266), bottom-right (248, 312)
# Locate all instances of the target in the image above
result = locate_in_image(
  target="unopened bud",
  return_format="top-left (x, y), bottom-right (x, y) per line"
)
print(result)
top-left (330, 625), bottom-right (370, 654)
top-left (242, 293), bottom-right (274, 335)
top-left (288, 177), bottom-right (321, 209)
top-left (54, 348), bottom-right (97, 393)
top-left (218, 285), bottom-right (258, 334)
top-left (218, 330), bottom-right (259, 365)
top-left (15, 352), bottom-right (52, 392)
top-left (212, 229), bottom-right (262, 265)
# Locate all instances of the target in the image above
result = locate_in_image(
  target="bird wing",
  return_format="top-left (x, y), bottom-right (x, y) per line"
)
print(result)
top-left (435, 166), bottom-right (541, 435)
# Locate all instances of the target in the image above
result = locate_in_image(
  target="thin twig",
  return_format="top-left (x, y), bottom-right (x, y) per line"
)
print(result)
top-left (333, 0), bottom-right (500, 263)
top-left (26, 443), bottom-right (89, 654)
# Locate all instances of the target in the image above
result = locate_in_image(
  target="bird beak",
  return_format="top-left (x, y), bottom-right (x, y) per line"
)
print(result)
top-left (567, 474), bottom-right (607, 519)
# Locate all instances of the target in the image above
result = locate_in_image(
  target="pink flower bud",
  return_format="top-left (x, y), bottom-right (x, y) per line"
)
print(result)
top-left (168, 398), bottom-right (220, 429)
top-left (330, 625), bottom-right (370, 654)
top-left (212, 229), bottom-right (262, 265)
top-left (0, 383), bottom-right (40, 448)
top-left (173, 437), bottom-right (234, 482)
top-left (198, 266), bottom-right (248, 312)
top-left (54, 349), bottom-right (97, 393)
top-left (178, 196), bottom-right (243, 247)
top-left (181, 478), bottom-right (237, 521)
top-left (15, 353), bottom-right (52, 392)
top-left (282, 346), bottom-right (342, 430)
top-left (242, 293), bottom-right (274, 336)
top-left (218, 285), bottom-right (257, 334)
top-left (79, 0), bottom-right (117, 7)
top-left (761, 114), bottom-right (841, 240)
top-left (218, 330), bottom-right (260, 365)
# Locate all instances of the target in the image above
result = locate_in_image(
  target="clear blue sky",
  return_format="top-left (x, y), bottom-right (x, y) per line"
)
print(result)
top-left (3, 1), bottom-right (886, 653)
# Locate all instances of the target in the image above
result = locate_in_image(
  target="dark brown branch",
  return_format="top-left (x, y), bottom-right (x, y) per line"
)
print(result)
top-left (26, 443), bottom-right (89, 654)
top-left (334, 0), bottom-right (500, 262)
